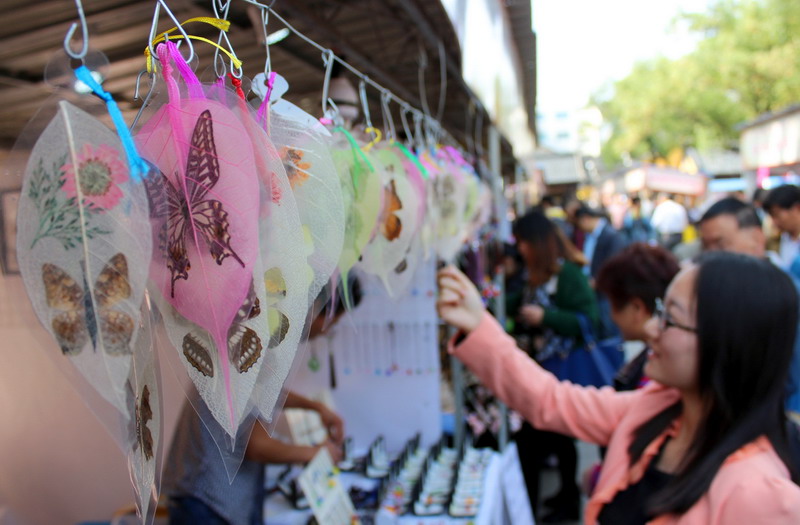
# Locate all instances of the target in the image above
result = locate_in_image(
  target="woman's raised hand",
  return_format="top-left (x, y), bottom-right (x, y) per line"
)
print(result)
top-left (436, 265), bottom-right (486, 334)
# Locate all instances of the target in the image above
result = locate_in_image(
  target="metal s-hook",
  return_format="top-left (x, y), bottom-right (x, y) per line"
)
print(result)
top-left (380, 90), bottom-right (396, 142)
top-left (64, 0), bottom-right (89, 60)
top-left (211, 0), bottom-right (242, 79)
top-left (400, 104), bottom-right (414, 147)
top-left (413, 110), bottom-right (425, 151)
top-left (147, 0), bottom-right (195, 68)
top-left (320, 49), bottom-right (335, 117)
top-left (131, 70), bottom-right (157, 131)
top-left (358, 77), bottom-right (373, 130)
top-left (214, 0), bottom-right (232, 14)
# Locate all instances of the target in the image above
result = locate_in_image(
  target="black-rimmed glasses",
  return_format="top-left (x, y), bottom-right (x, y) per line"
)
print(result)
top-left (654, 298), bottom-right (697, 333)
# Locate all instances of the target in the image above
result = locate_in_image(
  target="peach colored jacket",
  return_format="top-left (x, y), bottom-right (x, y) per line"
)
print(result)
top-left (451, 313), bottom-right (800, 524)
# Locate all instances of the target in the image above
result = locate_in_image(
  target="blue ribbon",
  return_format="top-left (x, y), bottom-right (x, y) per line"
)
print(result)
top-left (74, 65), bottom-right (149, 183)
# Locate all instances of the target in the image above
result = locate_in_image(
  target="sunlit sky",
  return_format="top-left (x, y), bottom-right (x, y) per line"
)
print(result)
top-left (533, 0), bottom-right (714, 115)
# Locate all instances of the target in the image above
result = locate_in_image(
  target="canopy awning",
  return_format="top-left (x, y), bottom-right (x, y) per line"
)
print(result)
top-left (624, 166), bottom-right (707, 196)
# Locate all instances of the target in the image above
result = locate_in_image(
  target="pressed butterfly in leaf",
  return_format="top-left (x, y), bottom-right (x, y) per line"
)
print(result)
top-left (134, 384), bottom-right (154, 462)
top-left (280, 147), bottom-right (312, 189)
top-left (143, 110), bottom-right (245, 297)
top-left (264, 267), bottom-right (290, 349)
top-left (42, 252), bottom-right (134, 355)
top-left (379, 179), bottom-right (403, 241)
top-left (181, 281), bottom-right (264, 378)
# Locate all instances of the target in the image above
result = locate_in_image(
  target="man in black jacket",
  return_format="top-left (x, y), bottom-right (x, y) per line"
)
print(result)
top-left (575, 205), bottom-right (627, 338)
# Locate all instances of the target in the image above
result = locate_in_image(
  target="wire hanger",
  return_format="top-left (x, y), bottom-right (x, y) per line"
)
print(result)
top-left (210, 0), bottom-right (242, 78)
top-left (359, 78), bottom-right (374, 130)
top-left (64, 0), bottom-right (89, 60)
top-left (400, 104), bottom-right (415, 148)
top-left (380, 89), bottom-right (396, 143)
top-left (320, 48), bottom-right (336, 119)
top-left (234, 0), bottom-right (465, 149)
top-left (260, 6), bottom-right (272, 76)
top-left (148, 0), bottom-right (195, 70)
top-left (131, 70), bottom-right (157, 131)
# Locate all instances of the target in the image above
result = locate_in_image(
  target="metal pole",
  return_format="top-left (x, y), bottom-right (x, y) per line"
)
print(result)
top-left (515, 164), bottom-right (526, 216)
top-left (450, 344), bottom-right (465, 451)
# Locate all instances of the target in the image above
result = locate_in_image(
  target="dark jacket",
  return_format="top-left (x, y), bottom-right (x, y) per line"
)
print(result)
top-left (541, 260), bottom-right (600, 339)
top-left (590, 224), bottom-right (627, 278)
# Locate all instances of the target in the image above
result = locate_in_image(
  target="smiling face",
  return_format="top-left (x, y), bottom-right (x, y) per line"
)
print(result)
top-left (643, 267), bottom-right (700, 393)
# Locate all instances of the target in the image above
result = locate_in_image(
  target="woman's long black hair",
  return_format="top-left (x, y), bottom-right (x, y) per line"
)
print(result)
top-left (627, 252), bottom-right (799, 516)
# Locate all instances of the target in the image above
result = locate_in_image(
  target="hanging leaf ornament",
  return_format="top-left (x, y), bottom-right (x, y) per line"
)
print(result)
top-left (217, 73), bottom-right (311, 429)
top-left (433, 147), bottom-right (470, 263)
top-left (135, 42), bottom-right (260, 435)
top-left (261, 80), bottom-right (345, 307)
top-left (14, 62), bottom-right (161, 524)
top-left (330, 128), bottom-right (382, 307)
top-left (17, 100), bottom-right (153, 415)
top-left (359, 146), bottom-right (421, 296)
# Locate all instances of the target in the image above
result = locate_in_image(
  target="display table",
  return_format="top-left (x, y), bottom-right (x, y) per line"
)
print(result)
top-left (263, 443), bottom-right (534, 525)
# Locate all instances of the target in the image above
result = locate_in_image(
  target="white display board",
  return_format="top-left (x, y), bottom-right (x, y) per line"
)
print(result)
top-left (298, 448), bottom-right (357, 525)
top-left (287, 261), bottom-right (442, 453)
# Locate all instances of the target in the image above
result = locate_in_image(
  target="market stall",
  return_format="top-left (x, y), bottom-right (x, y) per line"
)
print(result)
top-left (0, 1), bottom-right (537, 524)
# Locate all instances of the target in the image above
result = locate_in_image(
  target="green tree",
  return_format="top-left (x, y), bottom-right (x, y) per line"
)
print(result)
top-left (596, 0), bottom-right (800, 167)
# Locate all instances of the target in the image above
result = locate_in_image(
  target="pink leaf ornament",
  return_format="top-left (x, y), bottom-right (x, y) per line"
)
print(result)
top-left (135, 43), bottom-right (260, 431)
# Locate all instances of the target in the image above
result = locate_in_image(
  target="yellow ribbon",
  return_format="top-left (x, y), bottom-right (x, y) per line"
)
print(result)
top-left (144, 17), bottom-right (242, 73)
top-left (361, 127), bottom-right (382, 152)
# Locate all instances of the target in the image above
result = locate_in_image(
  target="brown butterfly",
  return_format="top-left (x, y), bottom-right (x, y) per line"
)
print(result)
top-left (379, 179), bottom-right (403, 241)
top-left (182, 281), bottom-right (263, 378)
top-left (134, 384), bottom-right (154, 462)
top-left (42, 253), bottom-right (134, 355)
top-left (143, 110), bottom-right (244, 298)
top-left (281, 147), bottom-right (311, 189)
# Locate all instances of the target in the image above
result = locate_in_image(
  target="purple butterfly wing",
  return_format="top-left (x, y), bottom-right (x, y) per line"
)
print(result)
top-left (185, 110), bottom-right (220, 203)
top-left (143, 169), bottom-right (190, 296)
top-left (185, 110), bottom-right (244, 268)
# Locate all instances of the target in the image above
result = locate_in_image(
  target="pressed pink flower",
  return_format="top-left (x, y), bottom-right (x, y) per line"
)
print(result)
top-left (61, 144), bottom-right (128, 211)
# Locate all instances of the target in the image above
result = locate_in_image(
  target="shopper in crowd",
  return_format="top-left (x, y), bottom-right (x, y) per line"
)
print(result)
top-left (539, 195), bottom-right (573, 239)
top-left (565, 197), bottom-right (587, 250)
top-left (574, 204), bottom-right (627, 339)
top-left (698, 197), bottom-right (800, 415)
top-left (164, 280), bottom-right (362, 525)
top-left (752, 187), bottom-right (769, 222)
top-left (697, 197), bottom-right (769, 258)
top-left (621, 196), bottom-right (656, 245)
top-left (510, 209), bottom-right (598, 522)
top-left (764, 185), bottom-right (800, 279)
top-left (574, 205), bottom-right (628, 282)
top-left (596, 243), bottom-right (680, 391)
top-left (651, 193), bottom-right (688, 251)
top-left (438, 252), bottom-right (800, 524)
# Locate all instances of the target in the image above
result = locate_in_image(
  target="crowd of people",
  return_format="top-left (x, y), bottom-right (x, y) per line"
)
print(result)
top-left (161, 184), bottom-right (800, 524)
top-left (439, 186), bottom-right (800, 523)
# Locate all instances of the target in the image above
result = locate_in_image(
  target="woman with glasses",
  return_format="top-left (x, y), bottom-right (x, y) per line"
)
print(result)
top-left (438, 251), bottom-right (800, 524)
